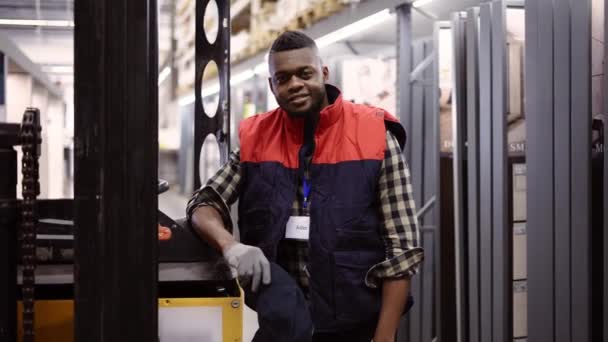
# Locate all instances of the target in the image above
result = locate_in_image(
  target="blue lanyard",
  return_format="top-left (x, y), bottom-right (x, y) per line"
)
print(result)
top-left (303, 178), bottom-right (312, 209)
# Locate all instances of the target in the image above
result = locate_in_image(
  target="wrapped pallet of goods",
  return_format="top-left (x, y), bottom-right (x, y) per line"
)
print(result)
top-left (175, 0), bottom-right (196, 95)
top-left (249, 1), bottom-right (278, 54)
top-left (231, 30), bottom-right (250, 62)
top-left (271, 0), bottom-right (299, 31)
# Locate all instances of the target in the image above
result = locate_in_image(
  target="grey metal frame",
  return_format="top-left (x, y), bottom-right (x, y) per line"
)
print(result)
top-left (450, 11), bottom-right (468, 342)
top-left (422, 38), bottom-right (436, 342)
top-left (553, 0), bottom-right (571, 340)
top-left (399, 33), bottom-right (439, 342)
top-left (397, 4), bottom-right (442, 341)
top-left (526, 0), bottom-right (593, 340)
top-left (396, 6), bottom-right (414, 341)
top-left (397, 4), bottom-right (413, 163)
top-left (605, 0), bottom-right (608, 337)
top-left (491, 3), bottom-right (510, 342)
top-left (0, 52), bottom-right (5, 122)
top-left (465, 7), bottom-right (480, 342)
top-left (433, 21), bottom-right (451, 342)
top-left (569, 0), bottom-right (591, 340)
top-left (477, 4), bottom-right (493, 341)
top-left (412, 39), bottom-right (425, 207)
top-left (408, 39), bottom-right (424, 342)
top-left (525, 0), bottom-right (553, 340)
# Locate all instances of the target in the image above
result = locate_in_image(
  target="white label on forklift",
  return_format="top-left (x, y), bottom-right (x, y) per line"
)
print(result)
top-left (285, 216), bottom-right (310, 240)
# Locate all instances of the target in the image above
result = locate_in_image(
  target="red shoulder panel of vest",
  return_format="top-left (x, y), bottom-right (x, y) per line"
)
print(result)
top-left (239, 108), bottom-right (301, 167)
top-left (312, 102), bottom-right (387, 165)
top-left (239, 103), bottom-right (403, 168)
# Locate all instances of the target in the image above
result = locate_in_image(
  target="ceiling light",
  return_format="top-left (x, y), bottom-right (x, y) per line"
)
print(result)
top-left (412, 0), bottom-right (434, 8)
top-left (41, 65), bottom-right (73, 74)
top-left (201, 84), bottom-right (221, 98)
top-left (254, 62), bottom-right (267, 75)
top-left (315, 9), bottom-right (392, 49)
top-left (158, 67), bottom-right (171, 86)
top-left (0, 19), bottom-right (74, 27)
top-left (178, 94), bottom-right (195, 107)
top-left (231, 70), bottom-right (255, 86)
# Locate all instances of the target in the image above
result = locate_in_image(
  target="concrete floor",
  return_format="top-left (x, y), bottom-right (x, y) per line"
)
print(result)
top-left (159, 189), bottom-right (259, 341)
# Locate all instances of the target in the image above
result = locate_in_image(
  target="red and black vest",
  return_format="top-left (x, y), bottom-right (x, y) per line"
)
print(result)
top-left (238, 85), bottom-right (406, 332)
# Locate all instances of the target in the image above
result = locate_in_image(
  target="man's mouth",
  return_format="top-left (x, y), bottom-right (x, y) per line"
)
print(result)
top-left (289, 95), bottom-right (310, 106)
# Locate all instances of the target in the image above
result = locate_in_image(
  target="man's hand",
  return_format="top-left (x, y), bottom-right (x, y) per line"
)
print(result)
top-left (222, 242), bottom-right (272, 292)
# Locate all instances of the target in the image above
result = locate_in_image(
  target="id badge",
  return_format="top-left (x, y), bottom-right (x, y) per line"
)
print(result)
top-left (285, 216), bottom-right (310, 240)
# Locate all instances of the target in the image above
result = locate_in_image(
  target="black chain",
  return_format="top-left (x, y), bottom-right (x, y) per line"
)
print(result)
top-left (20, 108), bottom-right (41, 342)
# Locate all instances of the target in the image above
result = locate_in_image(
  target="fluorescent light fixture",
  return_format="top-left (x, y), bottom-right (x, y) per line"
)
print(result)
top-left (315, 9), bottom-right (392, 49)
top-left (0, 19), bottom-right (74, 27)
top-left (201, 84), bottom-right (221, 98)
top-left (231, 70), bottom-right (255, 85)
top-left (158, 67), bottom-right (171, 86)
top-left (178, 94), bottom-right (195, 106)
top-left (178, 10), bottom-right (392, 106)
top-left (412, 0), bottom-right (434, 8)
top-left (41, 65), bottom-right (73, 74)
top-left (254, 62), bottom-right (267, 75)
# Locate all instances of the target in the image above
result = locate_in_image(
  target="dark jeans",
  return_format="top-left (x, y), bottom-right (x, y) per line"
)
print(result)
top-left (244, 263), bottom-right (376, 342)
top-left (311, 325), bottom-right (376, 342)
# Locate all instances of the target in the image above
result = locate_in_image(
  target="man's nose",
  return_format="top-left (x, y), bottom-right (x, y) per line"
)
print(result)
top-left (287, 75), bottom-right (304, 91)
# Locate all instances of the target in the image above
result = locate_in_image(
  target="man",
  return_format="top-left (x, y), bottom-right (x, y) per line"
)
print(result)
top-left (187, 31), bottom-right (423, 342)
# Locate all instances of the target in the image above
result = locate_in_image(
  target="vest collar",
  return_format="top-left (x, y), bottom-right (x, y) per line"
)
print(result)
top-left (282, 84), bottom-right (344, 138)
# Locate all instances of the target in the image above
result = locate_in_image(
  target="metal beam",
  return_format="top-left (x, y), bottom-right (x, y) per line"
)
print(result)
top-left (553, 0), bottom-right (571, 341)
top-left (410, 54), bottom-right (434, 83)
top-left (491, 3), bottom-right (510, 342)
top-left (433, 22), bottom-right (450, 342)
top-left (422, 39), bottom-right (436, 342)
top-left (526, 0), bottom-right (555, 340)
top-left (0, 53), bottom-right (5, 121)
top-left (407, 37), bottom-right (423, 342)
top-left (422, 229), bottom-right (435, 342)
top-left (412, 39), bottom-right (425, 206)
top-left (604, 0), bottom-right (608, 337)
top-left (417, 196), bottom-right (436, 218)
top-left (465, 7), bottom-right (480, 342)
top-left (478, 4), bottom-right (493, 341)
top-left (569, 0), bottom-right (591, 340)
top-left (451, 11), bottom-right (468, 342)
top-left (73, 0), bottom-right (159, 341)
top-left (397, 4), bottom-right (412, 162)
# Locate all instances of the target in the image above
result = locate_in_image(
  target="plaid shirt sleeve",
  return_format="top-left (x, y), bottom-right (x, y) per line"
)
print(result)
top-left (186, 148), bottom-right (242, 233)
top-left (365, 131), bottom-right (425, 288)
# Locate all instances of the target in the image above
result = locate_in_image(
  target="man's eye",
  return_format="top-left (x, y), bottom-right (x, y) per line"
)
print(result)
top-left (275, 75), bottom-right (289, 84)
top-left (300, 70), bottom-right (313, 79)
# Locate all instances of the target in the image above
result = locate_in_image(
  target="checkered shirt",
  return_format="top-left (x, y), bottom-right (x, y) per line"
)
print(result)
top-left (187, 131), bottom-right (424, 291)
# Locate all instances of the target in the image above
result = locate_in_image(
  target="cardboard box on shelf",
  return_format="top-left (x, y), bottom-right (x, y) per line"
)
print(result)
top-left (513, 222), bottom-right (527, 280)
top-left (512, 163), bottom-right (527, 222)
top-left (513, 280), bottom-right (527, 339)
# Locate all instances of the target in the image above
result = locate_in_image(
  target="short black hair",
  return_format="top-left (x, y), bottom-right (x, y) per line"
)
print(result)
top-left (270, 31), bottom-right (317, 53)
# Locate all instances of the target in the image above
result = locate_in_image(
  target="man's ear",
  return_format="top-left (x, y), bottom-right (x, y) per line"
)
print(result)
top-left (268, 77), bottom-right (275, 95)
top-left (322, 66), bottom-right (329, 82)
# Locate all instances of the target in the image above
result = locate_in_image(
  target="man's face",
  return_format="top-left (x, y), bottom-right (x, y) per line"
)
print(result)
top-left (268, 47), bottom-right (329, 117)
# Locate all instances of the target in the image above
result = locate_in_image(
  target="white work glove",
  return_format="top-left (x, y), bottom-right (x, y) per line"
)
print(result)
top-left (222, 242), bottom-right (271, 292)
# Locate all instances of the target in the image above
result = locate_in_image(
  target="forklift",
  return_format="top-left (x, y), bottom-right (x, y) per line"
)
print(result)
top-left (0, 0), bottom-right (240, 341)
